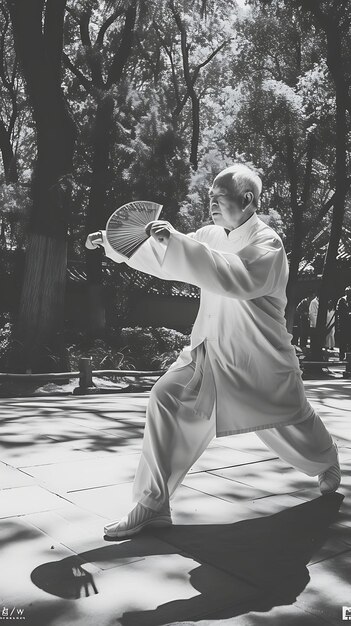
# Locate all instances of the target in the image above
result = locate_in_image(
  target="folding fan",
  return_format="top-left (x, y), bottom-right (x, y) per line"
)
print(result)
top-left (105, 200), bottom-right (163, 259)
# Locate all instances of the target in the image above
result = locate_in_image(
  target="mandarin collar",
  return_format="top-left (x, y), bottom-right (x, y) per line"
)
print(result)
top-left (226, 212), bottom-right (259, 241)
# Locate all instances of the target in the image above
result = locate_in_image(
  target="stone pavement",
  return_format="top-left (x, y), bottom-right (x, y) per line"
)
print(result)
top-left (0, 380), bottom-right (350, 626)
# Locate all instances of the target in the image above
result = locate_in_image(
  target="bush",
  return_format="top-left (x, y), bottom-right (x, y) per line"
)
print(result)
top-left (119, 326), bottom-right (190, 369)
top-left (0, 322), bottom-right (191, 373)
top-left (0, 316), bottom-right (21, 371)
top-left (67, 338), bottom-right (134, 371)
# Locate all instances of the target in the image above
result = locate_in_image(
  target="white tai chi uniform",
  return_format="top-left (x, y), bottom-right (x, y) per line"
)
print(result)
top-left (102, 213), bottom-right (337, 512)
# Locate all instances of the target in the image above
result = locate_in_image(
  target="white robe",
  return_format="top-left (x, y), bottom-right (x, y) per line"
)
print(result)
top-left (102, 212), bottom-right (313, 437)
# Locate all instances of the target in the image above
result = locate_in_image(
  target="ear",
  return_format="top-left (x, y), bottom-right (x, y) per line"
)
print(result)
top-left (243, 191), bottom-right (254, 208)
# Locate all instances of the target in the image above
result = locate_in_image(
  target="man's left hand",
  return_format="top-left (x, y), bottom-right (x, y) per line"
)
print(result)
top-left (145, 220), bottom-right (175, 243)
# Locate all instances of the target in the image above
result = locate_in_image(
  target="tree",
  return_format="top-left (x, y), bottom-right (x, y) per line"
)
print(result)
top-left (294, 0), bottom-right (351, 356)
top-left (225, 1), bottom-right (345, 333)
top-left (64, 0), bottom-right (137, 337)
top-left (7, 0), bottom-right (77, 371)
top-left (153, 0), bottom-right (232, 171)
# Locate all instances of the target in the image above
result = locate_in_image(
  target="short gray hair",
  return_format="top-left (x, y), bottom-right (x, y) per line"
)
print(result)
top-left (213, 164), bottom-right (262, 208)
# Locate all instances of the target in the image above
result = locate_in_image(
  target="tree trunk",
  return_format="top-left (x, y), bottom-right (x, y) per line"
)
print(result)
top-left (314, 92), bottom-right (347, 357)
top-left (8, 0), bottom-right (77, 372)
top-left (313, 24), bottom-right (348, 360)
top-left (190, 94), bottom-right (200, 171)
top-left (85, 94), bottom-right (115, 338)
top-left (79, 4), bottom-right (136, 338)
top-left (285, 132), bottom-right (302, 334)
top-left (16, 234), bottom-right (67, 370)
top-left (286, 132), bottom-right (315, 334)
top-left (285, 241), bottom-right (301, 334)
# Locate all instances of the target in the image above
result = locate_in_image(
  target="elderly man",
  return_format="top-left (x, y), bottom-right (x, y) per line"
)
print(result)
top-left (86, 164), bottom-right (340, 539)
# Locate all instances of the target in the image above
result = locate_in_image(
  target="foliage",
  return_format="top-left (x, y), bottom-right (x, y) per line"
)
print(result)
top-left (66, 338), bottom-right (128, 370)
top-left (119, 326), bottom-right (190, 369)
top-left (0, 317), bottom-right (15, 370)
top-left (0, 183), bottom-right (31, 248)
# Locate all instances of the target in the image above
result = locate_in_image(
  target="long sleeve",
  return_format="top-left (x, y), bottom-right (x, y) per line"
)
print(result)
top-left (101, 230), bottom-right (173, 280)
top-left (160, 230), bottom-right (286, 300)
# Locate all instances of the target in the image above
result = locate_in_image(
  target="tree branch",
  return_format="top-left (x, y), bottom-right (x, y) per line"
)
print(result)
top-left (192, 40), bottom-right (228, 84)
top-left (198, 40), bottom-right (228, 71)
top-left (285, 131), bottom-right (300, 218)
top-left (153, 20), bottom-right (182, 107)
top-left (65, 5), bottom-right (80, 25)
top-left (106, 2), bottom-right (137, 88)
top-left (62, 52), bottom-right (93, 92)
top-left (173, 91), bottom-right (190, 118)
top-left (310, 192), bottom-right (336, 229)
top-left (95, 9), bottom-right (122, 49)
top-left (301, 133), bottom-right (315, 207)
top-left (79, 7), bottom-right (92, 49)
top-left (79, 7), bottom-right (104, 87)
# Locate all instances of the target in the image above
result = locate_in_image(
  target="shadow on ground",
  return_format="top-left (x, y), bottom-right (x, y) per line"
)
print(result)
top-left (0, 396), bottom-right (147, 456)
top-left (29, 493), bottom-right (344, 626)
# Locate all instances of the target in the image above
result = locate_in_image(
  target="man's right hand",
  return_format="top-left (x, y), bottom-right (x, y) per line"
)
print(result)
top-left (145, 220), bottom-right (174, 243)
top-left (85, 231), bottom-right (103, 250)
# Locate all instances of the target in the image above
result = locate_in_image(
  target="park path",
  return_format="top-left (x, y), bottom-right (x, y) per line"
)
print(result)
top-left (0, 380), bottom-right (350, 626)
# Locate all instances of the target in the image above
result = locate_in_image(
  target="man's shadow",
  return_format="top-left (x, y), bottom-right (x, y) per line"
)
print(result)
top-left (31, 494), bottom-right (344, 625)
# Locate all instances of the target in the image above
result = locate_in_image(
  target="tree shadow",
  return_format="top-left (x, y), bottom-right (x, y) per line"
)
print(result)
top-left (0, 396), bottom-right (147, 457)
top-left (30, 493), bottom-right (344, 626)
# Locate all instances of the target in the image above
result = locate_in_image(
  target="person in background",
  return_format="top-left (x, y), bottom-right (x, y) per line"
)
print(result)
top-left (325, 300), bottom-right (336, 350)
top-left (308, 293), bottom-right (319, 347)
top-left (308, 293), bottom-right (319, 329)
top-left (295, 293), bottom-right (314, 348)
top-left (336, 287), bottom-right (351, 360)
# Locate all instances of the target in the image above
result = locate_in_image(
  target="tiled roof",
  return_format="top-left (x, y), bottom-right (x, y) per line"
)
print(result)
top-left (67, 261), bottom-right (200, 298)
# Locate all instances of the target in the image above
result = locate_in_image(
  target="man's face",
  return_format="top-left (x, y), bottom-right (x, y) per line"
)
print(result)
top-left (208, 184), bottom-right (242, 230)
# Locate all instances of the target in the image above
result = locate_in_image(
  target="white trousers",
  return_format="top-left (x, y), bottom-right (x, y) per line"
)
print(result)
top-left (133, 362), bottom-right (337, 512)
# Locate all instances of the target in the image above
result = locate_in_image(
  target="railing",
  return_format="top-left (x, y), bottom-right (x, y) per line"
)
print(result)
top-left (299, 353), bottom-right (351, 378)
top-left (2, 354), bottom-right (351, 395)
top-left (0, 358), bottom-right (166, 395)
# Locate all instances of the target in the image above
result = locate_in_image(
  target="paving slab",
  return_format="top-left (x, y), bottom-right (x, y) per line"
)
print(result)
top-left (170, 484), bottom-right (260, 525)
top-left (0, 485), bottom-right (68, 518)
top-left (245, 493), bottom-right (310, 515)
top-left (0, 440), bottom-right (92, 468)
top-left (188, 446), bottom-right (266, 474)
top-left (209, 457), bottom-right (318, 495)
top-left (0, 461), bottom-right (36, 488)
top-left (214, 432), bottom-right (279, 460)
top-left (63, 481), bottom-right (134, 520)
top-left (23, 454), bottom-right (140, 494)
top-left (24, 504), bottom-right (111, 555)
top-left (182, 471), bottom-right (271, 503)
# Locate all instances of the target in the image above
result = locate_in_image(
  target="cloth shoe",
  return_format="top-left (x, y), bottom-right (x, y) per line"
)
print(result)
top-left (104, 502), bottom-right (172, 539)
top-left (318, 446), bottom-right (341, 494)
